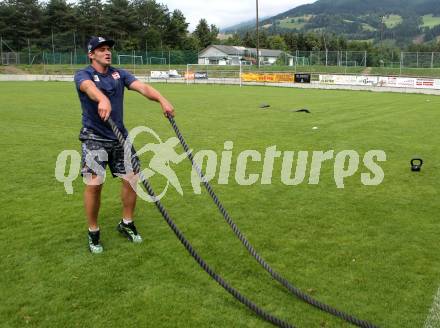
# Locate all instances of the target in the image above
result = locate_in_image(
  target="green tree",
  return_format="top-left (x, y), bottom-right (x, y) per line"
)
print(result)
top-left (42, 0), bottom-right (76, 34)
top-left (0, 3), bottom-right (7, 35)
top-left (257, 30), bottom-right (269, 48)
top-left (210, 24), bottom-right (219, 43)
top-left (282, 32), bottom-right (299, 52)
top-left (1, 0), bottom-right (43, 50)
top-left (267, 35), bottom-right (287, 50)
top-left (193, 18), bottom-right (218, 48)
top-left (75, 0), bottom-right (104, 42)
top-left (223, 33), bottom-right (243, 46)
top-left (181, 34), bottom-right (200, 50)
top-left (304, 33), bottom-right (321, 50)
top-left (132, 0), bottom-right (168, 49)
top-left (164, 9), bottom-right (189, 49)
top-left (103, 0), bottom-right (137, 45)
top-left (242, 31), bottom-right (255, 47)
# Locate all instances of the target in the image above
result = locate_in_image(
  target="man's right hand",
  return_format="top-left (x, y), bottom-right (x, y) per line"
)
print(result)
top-left (79, 80), bottom-right (112, 121)
top-left (98, 98), bottom-right (112, 121)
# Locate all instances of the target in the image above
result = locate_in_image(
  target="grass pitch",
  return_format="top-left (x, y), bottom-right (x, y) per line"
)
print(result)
top-left (421, 15), bottom-right (440, 29)
top-left (0, 82), bottom-right (439, 327)
top-left (382, 15), bottom-right (403, 29)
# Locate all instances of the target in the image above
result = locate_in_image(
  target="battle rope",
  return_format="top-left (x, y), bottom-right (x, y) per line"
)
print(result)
top-left (107, 118), bottom-right (295, 328)
top-left (167, 115), bottom-right (379, 328)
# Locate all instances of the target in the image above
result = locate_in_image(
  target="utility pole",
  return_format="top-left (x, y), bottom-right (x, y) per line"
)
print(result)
top-left (1, 36), bottom-right (3, 65)
top-left (322, 32), bottom-right (328, 66)
top-left (380, 15), bottom-right (384, 42)
top-left (73, 32), bottom-right (77, 65)
top-left (51, 29), bottom-right (55, 64)
top-left (28, 39), bottom-right (31, 65)
top-left (256, 0), bottom-right (260, 69)
top-left (145, 39), bottom-right (148, 64)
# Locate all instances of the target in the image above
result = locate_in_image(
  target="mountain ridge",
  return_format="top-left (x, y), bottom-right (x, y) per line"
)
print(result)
top-left (223, 0), bottom-right (440, 45)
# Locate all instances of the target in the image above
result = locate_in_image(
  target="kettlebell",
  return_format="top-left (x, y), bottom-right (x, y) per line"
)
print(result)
top-left (411, 158), bottom-right (423, 172)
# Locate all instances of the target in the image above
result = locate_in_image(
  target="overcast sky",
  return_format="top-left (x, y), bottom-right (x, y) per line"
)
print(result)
top-left (160, 0), bottom-right (316, 31)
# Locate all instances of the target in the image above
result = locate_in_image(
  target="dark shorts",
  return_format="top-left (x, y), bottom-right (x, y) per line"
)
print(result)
top-left (80, 137), bottom-right (140, 178)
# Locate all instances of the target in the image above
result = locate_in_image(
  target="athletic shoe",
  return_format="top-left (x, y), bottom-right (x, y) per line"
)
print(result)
top-left (117, 221), bottom-right (142, 243)
top-left (88, 230), bottom-right (103, 254)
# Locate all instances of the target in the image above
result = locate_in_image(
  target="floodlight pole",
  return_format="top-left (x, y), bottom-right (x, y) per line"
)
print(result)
top-left (133, 49), bottom-right (136, 74)
top-left (73, 31), bottom-right (77, 65)
top-left (256, 0), bottom-right (260, 69)
top-left (239, 59), bottom-right (242, 87)
top-left (400, 52), bottom-right (403, 76)
top-left (51, 29), bottom-right (55, 64)
top-left (28, 39), bottom-right (31, 65)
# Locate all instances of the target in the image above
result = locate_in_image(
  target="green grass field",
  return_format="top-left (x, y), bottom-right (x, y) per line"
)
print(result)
top-left (278, 16), bottom-right (313, 30)
top-left (361, 23), bottom-right (377, 32)
top-left (421, 14), bottom-right (440, 29)
top-left (382, 15), bottom-right (403, 29)
top-left (369, 66), bottom-right (440, 78)
top-left (1, 82), bottom-right (439, 327)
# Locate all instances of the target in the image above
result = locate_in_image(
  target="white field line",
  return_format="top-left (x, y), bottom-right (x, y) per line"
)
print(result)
top-left (424, 287), bottom-right (440, 328)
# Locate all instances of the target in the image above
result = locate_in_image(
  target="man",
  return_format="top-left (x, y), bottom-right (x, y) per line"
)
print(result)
top-left (74, 36), bottom-right (175, 254)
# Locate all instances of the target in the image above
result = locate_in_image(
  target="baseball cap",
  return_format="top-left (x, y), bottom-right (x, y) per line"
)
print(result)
top-left (87, 36), bottom-right (115, 53)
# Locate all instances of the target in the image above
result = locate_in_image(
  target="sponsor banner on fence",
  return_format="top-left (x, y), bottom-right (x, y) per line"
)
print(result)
top-left (151, 71), bottom-right (170, 79)
top-left (377, 77), bottom-right (440, 89)
top-left (294, 73), bottom-right (311, 83)
top-left (151, 70), bottom-right (181, 79)
top-left (184, 71), bottom-right (208, 80)
top-left (414, 78), bottom-right (440, 89)
top-left (321, 74), bottom-right (440, 90)
top-left (195, 72), bottom-right (208, 79)
top-left (241, 72), bottom-right (294, 83)
top-left (377, 76), bottom-right (416, 88)
top-left (184, 72), bottom-right (194, 80)
top-left (168, 70), bottom-right (181, 78)
top-left (319, 74), bottom-right (378, 86)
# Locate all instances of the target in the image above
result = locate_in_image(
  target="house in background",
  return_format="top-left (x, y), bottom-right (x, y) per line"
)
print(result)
top-left (198, 45), bottom-right (293, 66)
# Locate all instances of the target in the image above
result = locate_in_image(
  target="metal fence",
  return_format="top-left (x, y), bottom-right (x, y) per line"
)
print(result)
top-left (400, 52), bottom-right (440, 68)
top-left (3, 48), bottom-right (440, 71)
top-left (0, 50), bottom-right (199, 66)
top-left (293, 50), bottom-right (368, 67)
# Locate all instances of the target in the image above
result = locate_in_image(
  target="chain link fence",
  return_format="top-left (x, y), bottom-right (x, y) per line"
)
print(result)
top-left (0, 50), bottom-right (199, 66)
top-left (3, 41), bottom-right (440, 78)
top-left (400, 52), bottom-right (440, 68)
top-left (293, 50), bottom-right (368, 67)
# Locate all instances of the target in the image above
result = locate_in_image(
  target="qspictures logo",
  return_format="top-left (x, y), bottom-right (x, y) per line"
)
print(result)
top-left (55, 125), bottom-right (386, 201)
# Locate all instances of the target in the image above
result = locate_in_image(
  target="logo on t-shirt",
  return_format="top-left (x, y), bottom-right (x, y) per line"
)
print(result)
top-left (93, 75), bottom-right (100, 82)
top-left (112, 72), bottom-right (121, 80)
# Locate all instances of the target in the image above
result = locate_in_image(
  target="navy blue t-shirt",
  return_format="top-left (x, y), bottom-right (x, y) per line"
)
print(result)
top-left (74, 66), bottom-right (137, 140)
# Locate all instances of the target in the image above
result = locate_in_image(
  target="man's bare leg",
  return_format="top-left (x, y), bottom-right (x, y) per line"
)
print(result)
top-left (84, 175), bottom-right (104, 230)
top-left (121, 174), bottom-right (137, 220)
top-left (117, 174), bottom-right (142, 243)
top-left (84, 174), bottom-right (104, 253)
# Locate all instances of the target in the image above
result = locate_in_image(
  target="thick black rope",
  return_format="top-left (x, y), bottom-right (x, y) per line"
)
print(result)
top-left (167, 115), bottom-right (379, 328)
top-left (107, 118), bottom-right (295, 328)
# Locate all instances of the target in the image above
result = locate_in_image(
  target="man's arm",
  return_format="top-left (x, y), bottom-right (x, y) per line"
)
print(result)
top-left (79, 80), bottom-right (112, 121)
top-left (128, 80), bottom-right (175, 117)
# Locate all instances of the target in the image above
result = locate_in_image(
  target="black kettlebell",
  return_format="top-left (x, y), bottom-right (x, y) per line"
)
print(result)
top-left (411, 158), bottom-right (423, 172)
